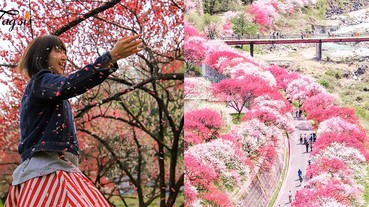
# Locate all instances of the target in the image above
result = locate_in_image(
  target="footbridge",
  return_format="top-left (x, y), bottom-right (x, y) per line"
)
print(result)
top-left (224, 35), bottom-right (369, 60)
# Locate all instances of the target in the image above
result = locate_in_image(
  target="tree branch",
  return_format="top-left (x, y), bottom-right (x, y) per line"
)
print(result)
top-left (0, 63), bottom-right (17, 68)
top-left (75, 77), bottom-right (154, 118)
top-left (53, 0), bottom-right (122, 36)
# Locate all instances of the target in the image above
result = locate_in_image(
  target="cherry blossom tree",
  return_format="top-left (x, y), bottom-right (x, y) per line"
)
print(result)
top-left (184, 22), bottom-right (208, 71)
top-left (222, 19), bottom-right (234, 36)
top-left (253, 93), bottom-right (292, 115)
top-left (301, 93), bottom-right (336, 115)
top-left (212, 75), bottom-right (274, 115)
top-left (266, 65), bottom-right (299, 90)
top-left (317, 116), bottom-right (366, 138)
top-left (286, 75), bottom-right (326, 105)
top-left (243, 106), bottom-right (294, 133)
top-left (247, 0), bottom-right (318, 29)
top-left (230, 63), bottom-right (277, 87)
top-left (204, 50), bottom-right (257, 74)
top-left (248, 4), bottom-right (273, 26)
top-left (184, 77), bottom-right (212, 99)
top-left (227, 118), bottom-right (283, 170)
top-left (0, 0), bottom-right (184, 206)
top-left (306, 105), bottom-right (358, 126)
top-left (184, 108), bottom-right (224, 148)
top-left (185, 139), bottom-right (252, 207)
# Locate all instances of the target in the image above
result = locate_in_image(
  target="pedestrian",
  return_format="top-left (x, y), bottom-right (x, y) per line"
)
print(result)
top-left (305, 139), bottom-right (309, 153)
top-left (4, 34), bottom-right (143, 206)
top-left (298, 169), bottom-right (302, 178)
top-left (310, 141), bottom-right (313, 152)
top-left (288, 191), bottom-right (293, 203)
top-left (299, 134), bottom-right (303, 144)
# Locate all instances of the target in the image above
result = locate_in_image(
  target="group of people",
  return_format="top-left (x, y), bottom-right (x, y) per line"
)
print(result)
top-left (300, 133), bottom-right (316, 153)
top-left (269, 31), bottom-right (282, 39)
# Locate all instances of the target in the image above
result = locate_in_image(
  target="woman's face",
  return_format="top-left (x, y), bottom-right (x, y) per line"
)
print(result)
top-left (47, 46), bottom-right (67, 75)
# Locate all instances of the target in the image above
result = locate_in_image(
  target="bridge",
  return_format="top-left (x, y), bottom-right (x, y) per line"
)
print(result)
top-left (224, 35), bottom-right (369, 60)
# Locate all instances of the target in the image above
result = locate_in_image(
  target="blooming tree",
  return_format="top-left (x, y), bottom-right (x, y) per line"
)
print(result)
top-left (266, 65), bottom-right (299, 90)
top-left (212, 75), bottom-right (274, 115)
top-left (185, 139), bottom-right (252, 207)
top-left (301, 92), bottom-right (336, 115)
top-left (184, 108), bottom-right (224, 148)
top-left (0, 0), bottom-right (184, 205)
top-left (184, 22), bottom-right (208, 71)
top-left (286, 75), bottom-right (326, 104)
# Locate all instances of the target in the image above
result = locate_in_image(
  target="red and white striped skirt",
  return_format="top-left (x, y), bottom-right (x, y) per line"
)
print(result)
top-left (5, 170), bottom-right (111, 207)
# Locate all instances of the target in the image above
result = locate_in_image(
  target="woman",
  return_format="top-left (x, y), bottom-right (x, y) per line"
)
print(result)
top-left (5, 34), bottom-right (143, 207)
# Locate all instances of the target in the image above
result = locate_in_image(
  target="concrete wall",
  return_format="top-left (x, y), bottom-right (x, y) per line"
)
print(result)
top-left (236, 138), bottom-right (287, 207)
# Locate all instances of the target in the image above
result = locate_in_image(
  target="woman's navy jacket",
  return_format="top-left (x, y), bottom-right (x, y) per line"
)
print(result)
top-left (19, 52), bottom-right (118, 162)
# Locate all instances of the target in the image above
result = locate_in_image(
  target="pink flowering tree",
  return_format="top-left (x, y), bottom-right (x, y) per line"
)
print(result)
top-left (266, 65), bottom-right (299, 90)
top-left (184, 77), bottom-right (211, 99)
top-left (248, 4), bottom-right (273, 26)
top-left (312, 132), bottom-right (368, 160)
top-left (286, 75), bottom-right (326, 105)
top-left (184, 22), bottom-right (208, 72)
top-left (211, 75), bottom-right (274, 116)
top-left (294, 142), bottom-right (367, 206)
top-left (226, 118), bottom-right (283, 171)
top-left (230, 63), bottom-right (277, 87)
top-left (293, 176), bottom-right (363, 207)
top-left (247, 0), bottom-right (318, 30)
top-left (185, 139), bottom-right (253, 207)
top-left (204, 50), bottom-right (257, 74)
top-left (317, 117), bottom-right (366, 138)
top-left (253, 93), bottom-right (293, 115)
top-left (222, 19), bottom-right (234, 36)
top-left (243, 106), bottom-right (294, 133)
top-left (306, 105), bottom-right (358, 126)
top-left (301, 93), bottom-right (336, 115)
top-left (184, 108), bottom-right (224, 148)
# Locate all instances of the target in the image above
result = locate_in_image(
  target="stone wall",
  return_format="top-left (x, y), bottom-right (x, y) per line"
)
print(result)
top-left (236, 137), bottom-right (288, 207)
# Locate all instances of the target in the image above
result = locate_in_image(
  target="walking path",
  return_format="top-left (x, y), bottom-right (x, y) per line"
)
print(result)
top-left (274, 115), bottom-right (315, 206)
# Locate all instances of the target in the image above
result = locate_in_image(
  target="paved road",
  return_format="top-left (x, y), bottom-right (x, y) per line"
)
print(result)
top-left (274, 116), bottom-right (315, 207)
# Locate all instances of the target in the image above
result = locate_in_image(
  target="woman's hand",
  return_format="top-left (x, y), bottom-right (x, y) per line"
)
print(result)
top-left (109, 34), bottom-right (143, 62)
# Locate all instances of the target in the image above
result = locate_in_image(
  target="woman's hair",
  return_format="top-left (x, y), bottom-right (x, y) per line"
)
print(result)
top-left (17, 35), bottom-right (66, 78)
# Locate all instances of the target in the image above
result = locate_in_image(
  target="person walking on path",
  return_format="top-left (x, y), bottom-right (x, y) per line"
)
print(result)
top-left (305, 139), bottom-right (309, 153)
top-left (5, 34), bottom-right (143, 207)
top-left (298, 169), bottom-right (303, 186)
top-left (298, 169), bottom-right (302, 179)
top-left (288, 191), bottom-right (293, 203)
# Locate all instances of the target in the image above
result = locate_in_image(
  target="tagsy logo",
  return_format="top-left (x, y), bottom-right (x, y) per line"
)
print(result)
top-left (0, 9), bottom-right (30, 32)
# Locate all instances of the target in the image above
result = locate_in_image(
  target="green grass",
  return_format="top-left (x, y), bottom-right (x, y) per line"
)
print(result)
top-left (230, 113), bottom-right (243, 124)
top-left (0, 199), bottom-right (3, 207)
top-left (233, 44), bottom-right (264, 55)
top-left (301, 0), bottom-right (328, 20)
top-left (318, 79), bottom-right (330, 88)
